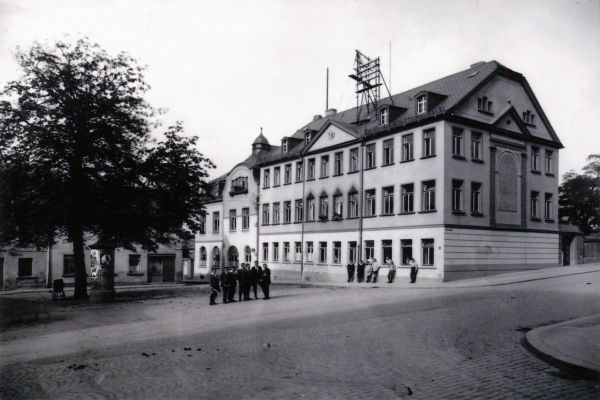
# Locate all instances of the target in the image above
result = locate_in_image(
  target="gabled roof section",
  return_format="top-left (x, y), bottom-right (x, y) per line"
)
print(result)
top-left (491, 105), bottom-right (532, 136)
top-left (304, 119), bottom-right (360, 153)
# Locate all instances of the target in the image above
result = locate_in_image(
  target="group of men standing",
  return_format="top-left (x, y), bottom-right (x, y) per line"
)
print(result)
top-left (346, 258), bottom-right (419, 284)
top-left (209, 261), bottom-right (271, 305)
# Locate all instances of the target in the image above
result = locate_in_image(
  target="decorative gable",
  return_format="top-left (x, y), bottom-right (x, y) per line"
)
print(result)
top-left (492, 106), bottom-right (531, 136)
top-left (306, 122), bottom-right (359, 153)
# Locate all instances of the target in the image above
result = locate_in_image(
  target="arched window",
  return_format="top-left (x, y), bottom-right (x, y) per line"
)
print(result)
top-left (228, 246), bottom-right (239, 268)
top-left (200, 247), bottom-right (207, 266)
top-left (212, 246), bottom-right (220, 267)
top-left (319, 191), bottom-right (329, 221)
top-left (244, 246), bottom-right (252, 263)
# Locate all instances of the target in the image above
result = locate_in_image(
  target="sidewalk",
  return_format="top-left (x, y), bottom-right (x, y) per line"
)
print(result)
top-left (2, 263), bottom-right (600, 296)
top-left (525, 314), bottom-right (600, 380)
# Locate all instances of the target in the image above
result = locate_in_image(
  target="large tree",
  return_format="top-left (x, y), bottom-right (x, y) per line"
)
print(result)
top-left (559, 154), bottom-right (600, 235)
top-left (0, 38), bottom-right (214, 298)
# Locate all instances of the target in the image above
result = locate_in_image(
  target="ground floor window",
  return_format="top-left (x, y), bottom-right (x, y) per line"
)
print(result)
top-left (283, 242), bottom-right (290, 262)
top-left (401, 239), bottom-right (412, 265)
top-left (200, 247), bottom-right (207, 266)
top-left (319, 242), bottom-right (327, 263)
top-left (63, 255), bottom-right (75, 275)
top-left (422, 239), bottom-right (434, 266)
top-left (129, 254), bottom-right (141, 273)
top-left (364, 240), bottom-right (374, 260)
top-left (348, 241), bottom-right (357, 264)
top-left (273, 242), bottom-right (279, 261)
top-left (382, 240), bottom-right (392, 262)
top-left (244, 246), bottom-right (252, 263)
top-left (332, 241), bottom-right (341, 264)
top-left (262, 243), bottom-right (269, 261)
top-left (306, 241), bottom-right (314, 262)
top-left (212, 247), bottom-right (220, 267)
top-left (18, 257), bottom-right (33, 277)
top-left (295, 242), bottom-right (302, 262)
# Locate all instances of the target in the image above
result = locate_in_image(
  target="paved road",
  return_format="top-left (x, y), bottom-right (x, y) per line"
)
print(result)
top-left (2, 272), bottom-right (600, 399)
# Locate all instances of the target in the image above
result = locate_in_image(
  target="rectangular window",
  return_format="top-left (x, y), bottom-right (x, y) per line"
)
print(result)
top-left (229, 209), bottom-right (237, 231)
top-left (364, 240), bottom-right (374, 260)
top-left (18, 257), bottom-right (33, 277)
top-left (295, 199), bottom-right (304, 222)
top-left (284, 164), bottom-right (292, 184)
top-left (471, 183), bottom-right (482, 214)
top-left (380, 108), bottom-right (389, 125)
top-left (333, 194), bottom-right (343, 218)
top-left (320, 155), bottom-right (329, 178)
top-left (319, 195), bottom-right (329, 220)
top-left (382, 186), bottom-right (394, 215)
top-left (213, 212), bottom-right (220, 233)
top-left (401, 183), bottom-right (414, 213)
top-left (319, 242), bottom-right (327, 263)
top-left (452, 127), bottom-right (464, 157)
top-left (283, 242), bottom-right (290, 262)
top-left (382, 240), bottom-right (392, 262)
top-left (262, 243), bottom-right (269, 261)
top-left (262, 205), bottom-right (270, 225)
top-left (348, 241), bottom-right (357, 264)
top-left (477, 96), bottom-right (493, 113)
top-left (263, 169), bottom-right (270, 188)
top-left (306, 241), bottom-right (314, 262)
top-left (294, 242), bottom-right (302, 262)
top-left (422, 180), bottom-right (436, 211)
top-left (531, 147), bottom-right (540, 171)
top-left (423, 129), bottom-right (435, 157)
top-left (273, 202), bottom-right (280, 224)
top-left (307, 158), bottom-right (315, 180)
top-left (333, 241), bottom-right (341, 264)
top-left (417, 95), bottom-right (427, 114)
top-left (365, 189), bottom-right (376, 216)
top-left (402, 134), bottom-right (414, 161)
top-left (349, 192), bottom-right (359, 218)
top-left (350, 148), bottom-right (359, 172)
top-left (422, 239), bottom-right (434, 266)
top-left (365, 144), bottom-right (376, 169)
top-left (296, 161), bottom-right (304, 182)
top-left (242, 208), bottom-right (250, 229)
top-left (273, 166), bottom-right (281, 186)
top-left (284, 201), bottom-right (292, 223)
top-left (545, 193), bottom-right (553, 220)
top-left (545, 150), bottom-right (553, 174)
top-left (401, 239), bottom-right (412, 265)
top-left (334, 152), bottom-right (343, 175)
top-left (452, 180), bottom-right (463, 212)
top-left (273, 242), bottom-right (279, 262)
top-left (129, 254), bottom-right (141, 273)
top-left (471, 132), bottom-right (482, 160)
top-left (63, 255), bottom-right (75, 275)
top-left (307, 197), bottom-right (315, 221)
top-left (383, 139), bottom-right (394, 165)
top-left (531, 191), bottom-right (539, 219)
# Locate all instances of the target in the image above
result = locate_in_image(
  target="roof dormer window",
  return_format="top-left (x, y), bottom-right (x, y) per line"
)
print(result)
top-left (305, 132), bottom-right (312, 145)
top-left (417, 95), bottom-right (427, 115)
top-left (282, 139), bottom-right (288, 153)
top-left (477, 96), bottom-right (493, 114)
top-left (522, 110), bottom-right (535, 126)
top-left (379, 108), bottom-right (389, 125)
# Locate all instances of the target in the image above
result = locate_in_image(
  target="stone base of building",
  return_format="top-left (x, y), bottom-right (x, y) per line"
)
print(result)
top-left (89, 289), bottom-right (116, 303)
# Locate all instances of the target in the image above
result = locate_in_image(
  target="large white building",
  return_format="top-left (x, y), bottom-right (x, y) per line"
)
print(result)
top-left (194, 60), bottom-right (563, 282)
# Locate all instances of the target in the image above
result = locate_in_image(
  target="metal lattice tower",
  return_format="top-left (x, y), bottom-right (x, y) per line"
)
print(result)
top-left (349, 50), bottom-right (392, 124)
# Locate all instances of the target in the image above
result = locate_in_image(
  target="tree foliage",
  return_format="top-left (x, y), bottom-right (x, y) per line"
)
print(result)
top-left (0, 38), bottom-right (214, 298)
top-left (559, 154), bottom-right (600, 235)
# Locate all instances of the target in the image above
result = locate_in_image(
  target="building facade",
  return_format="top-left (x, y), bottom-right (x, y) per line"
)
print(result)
top-left (196, 60), bottom-right (563, 282)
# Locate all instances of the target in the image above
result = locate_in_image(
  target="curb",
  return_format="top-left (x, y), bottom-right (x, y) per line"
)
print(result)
top-left (524, 316), bottom-right (600, 381)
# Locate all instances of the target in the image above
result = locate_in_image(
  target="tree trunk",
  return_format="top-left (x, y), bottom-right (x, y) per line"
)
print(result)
top-left (72, 226), bottom-right (88, 299)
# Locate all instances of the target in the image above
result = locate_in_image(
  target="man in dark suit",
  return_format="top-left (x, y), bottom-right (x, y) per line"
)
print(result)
top-left (250, 262), bottom-right (259, 299)
top-left (357, 260), bottom-right (365, 283)
top-left (220, 268), bottom-right (229, 304)
top-left (259, 263), bottom-right (271, 299)
top-left (346, 262), bottom-right (355, 282)
top-left (209, 268), bottom-right (220, 305)
top-left (227, 268), bottom-right (237, 303)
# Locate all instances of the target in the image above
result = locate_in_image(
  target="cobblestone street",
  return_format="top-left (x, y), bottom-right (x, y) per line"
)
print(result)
top-left (2, 272), bottom-right (600, 399)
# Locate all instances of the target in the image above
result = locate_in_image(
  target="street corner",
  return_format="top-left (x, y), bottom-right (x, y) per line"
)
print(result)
top-left (525, 314), bottom-right (600, 381)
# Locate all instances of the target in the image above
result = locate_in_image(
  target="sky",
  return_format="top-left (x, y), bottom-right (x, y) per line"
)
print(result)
top-left (0, 0), bottom-right (599, 180)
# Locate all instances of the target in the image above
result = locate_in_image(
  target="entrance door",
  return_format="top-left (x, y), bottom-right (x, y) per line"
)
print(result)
top-left (147, 255), bottom-right (176, 283)
top-left (162, 256), bottom-right (175, 282)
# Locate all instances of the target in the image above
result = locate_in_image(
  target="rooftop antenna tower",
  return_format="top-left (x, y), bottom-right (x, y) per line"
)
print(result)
top-left (348, 50), bottom-right (393, 124)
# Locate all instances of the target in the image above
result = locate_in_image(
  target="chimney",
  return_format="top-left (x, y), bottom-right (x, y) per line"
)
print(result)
top-left (325, 108), bottom-right (337, 117)
top-left (313, 114), bottom-right (322, 121)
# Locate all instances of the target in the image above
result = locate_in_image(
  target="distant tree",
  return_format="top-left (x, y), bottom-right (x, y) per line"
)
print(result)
top-left (0, 38), bottom-right (214, 299)
top-left (559, 154), bottom-right (600, 235)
